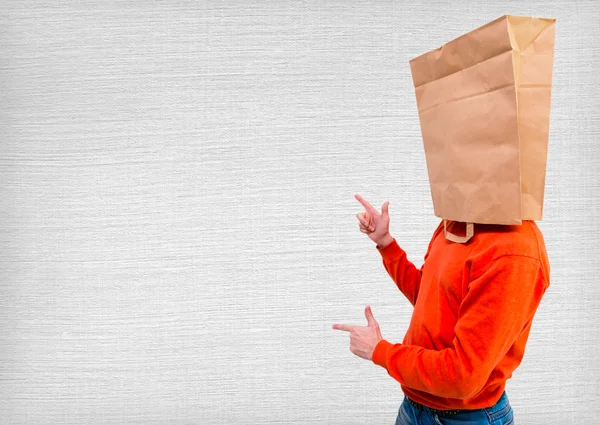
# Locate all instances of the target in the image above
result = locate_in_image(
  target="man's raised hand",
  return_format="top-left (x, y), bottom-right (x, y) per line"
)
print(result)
top-left (355, 194), bottom-right (391, 247)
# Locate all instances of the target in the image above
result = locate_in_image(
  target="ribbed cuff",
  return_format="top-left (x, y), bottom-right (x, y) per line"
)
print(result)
top-left (372, 339), bottom-right (393, 368)
top-left (375, 238), bottom-right (404, 262)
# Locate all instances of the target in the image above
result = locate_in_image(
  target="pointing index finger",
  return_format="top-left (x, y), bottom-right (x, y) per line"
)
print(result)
top-left (332, 323), bottom-right (355, 332)
top-left (354, 194), bottom-right (378, 215)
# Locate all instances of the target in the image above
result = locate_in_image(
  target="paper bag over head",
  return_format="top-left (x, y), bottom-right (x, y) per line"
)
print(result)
top-left (409, 15), bottom-right (556, 227)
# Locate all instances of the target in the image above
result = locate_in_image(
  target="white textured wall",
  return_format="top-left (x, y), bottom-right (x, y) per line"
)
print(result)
top-left (1, 1), bottom-right (598, 424)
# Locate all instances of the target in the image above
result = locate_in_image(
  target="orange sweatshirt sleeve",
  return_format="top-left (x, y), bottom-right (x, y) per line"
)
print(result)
top-left (371, 254), bottom-right (549, 399)
top-left (376, 225), bottom-right (441, 306)
top-left (376, 239), bottom-right (423, 306)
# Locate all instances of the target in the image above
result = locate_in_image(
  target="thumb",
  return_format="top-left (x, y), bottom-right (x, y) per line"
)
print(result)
top-left (365, 305), bottom-right (378, 327)
top-left (381, 201), bottom-right (390, 216)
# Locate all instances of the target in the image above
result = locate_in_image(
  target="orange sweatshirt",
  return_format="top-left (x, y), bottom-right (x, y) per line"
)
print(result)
top-left (371, 220), bottom-right (550, 410)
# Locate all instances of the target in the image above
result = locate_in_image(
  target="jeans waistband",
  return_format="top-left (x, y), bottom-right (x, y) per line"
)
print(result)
top-left (405, 396), bottom-right (468, 417)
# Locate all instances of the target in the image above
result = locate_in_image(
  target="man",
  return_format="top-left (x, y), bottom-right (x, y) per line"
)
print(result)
top-left (333, 14), bottom-right (555, 424)
top-left (333, 194), bottom-right (549, 424)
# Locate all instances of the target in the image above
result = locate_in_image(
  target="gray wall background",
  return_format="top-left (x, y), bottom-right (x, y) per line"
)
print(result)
top-left (1, 1), bottom-right (598, 424)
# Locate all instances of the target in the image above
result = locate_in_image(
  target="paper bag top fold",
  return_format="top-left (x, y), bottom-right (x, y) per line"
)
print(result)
top-left (409, 15), bottom-right (556, 88)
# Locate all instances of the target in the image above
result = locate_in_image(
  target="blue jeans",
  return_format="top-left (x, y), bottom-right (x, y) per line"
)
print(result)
top-left (395, 391), bottom-right (514, 424)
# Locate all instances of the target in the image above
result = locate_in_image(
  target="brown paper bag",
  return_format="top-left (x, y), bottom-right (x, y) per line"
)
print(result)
top-left (409, 15), bottom-right (556, 227)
